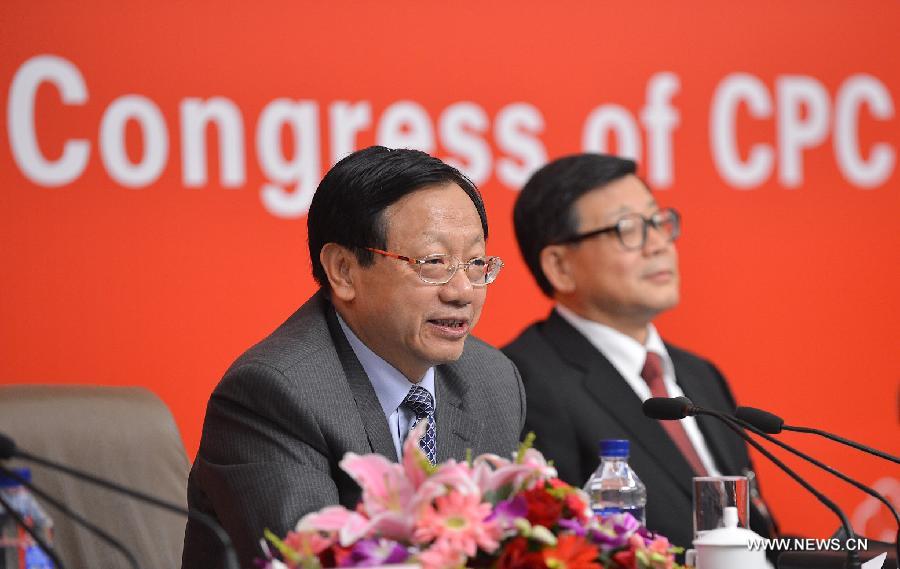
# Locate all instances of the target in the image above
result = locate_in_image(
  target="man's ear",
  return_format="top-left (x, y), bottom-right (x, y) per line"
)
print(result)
top-left (540, 245), bottom-right (577, 294)
top-left (320, 243), bottom-right (359, 302)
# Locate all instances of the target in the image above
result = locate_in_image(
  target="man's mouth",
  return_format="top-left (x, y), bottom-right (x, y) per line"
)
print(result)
top-left (428, 318), bottom-right (468, 328)
top-left (643, 268), bottom-right (675, 282)
top-left (427, 318), bottom-right (470, 338)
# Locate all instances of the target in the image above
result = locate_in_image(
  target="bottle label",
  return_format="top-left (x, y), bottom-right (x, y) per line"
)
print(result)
top-left (592, 505), bottom-right (645, 524)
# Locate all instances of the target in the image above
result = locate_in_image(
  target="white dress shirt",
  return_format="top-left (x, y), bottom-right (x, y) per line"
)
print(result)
top-left (337, 314), bottom-right (436, 461)
top-left (555, 304), bottom-right (720, 476)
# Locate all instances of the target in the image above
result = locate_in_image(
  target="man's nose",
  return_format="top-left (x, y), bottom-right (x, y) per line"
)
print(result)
top-left (643, 222), bottom-right (672, 255)
top-left (439, 264), bottom-right (475, 304)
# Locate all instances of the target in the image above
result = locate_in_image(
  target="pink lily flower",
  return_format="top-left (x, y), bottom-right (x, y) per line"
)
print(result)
top-left (296, 506), bottom-right (370, 546)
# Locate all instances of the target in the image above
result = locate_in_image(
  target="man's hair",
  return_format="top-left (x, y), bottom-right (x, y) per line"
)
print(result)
top-left (308, 146), bottom-right (488, 288)
top-left (513, 153), bottom-right (637, 297)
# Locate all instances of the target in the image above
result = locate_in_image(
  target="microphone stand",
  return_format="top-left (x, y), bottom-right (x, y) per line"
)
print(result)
top-left (3, 438), bottom-right (239, 569)
top-left (688, 406), bottom-right (862, 569)
top-left (782, 425), bottom-right (899, 465)
top-left (0, 464), bottom-right (139, 569)
top-left (727, 414), bottom-right (900, 564)
top-left (735, 406), bottom-right (899, 464)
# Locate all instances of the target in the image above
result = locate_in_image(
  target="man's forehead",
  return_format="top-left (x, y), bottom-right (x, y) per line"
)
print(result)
top-left (383, 184), bottom-right (484, 242)
top-left (600, 198), bottom-right (659, 219)
top-left (417, 227), bottom-right (485, 246)
top-left (577, 180), bottom-right (657, 221)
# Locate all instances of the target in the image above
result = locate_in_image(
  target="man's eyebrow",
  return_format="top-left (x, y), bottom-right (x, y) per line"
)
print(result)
top-left (602, 205), bottom-right (632, 221)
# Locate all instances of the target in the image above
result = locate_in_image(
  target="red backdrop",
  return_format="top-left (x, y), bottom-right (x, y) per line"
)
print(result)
top-left (2, 1), bottom-right (898, 540)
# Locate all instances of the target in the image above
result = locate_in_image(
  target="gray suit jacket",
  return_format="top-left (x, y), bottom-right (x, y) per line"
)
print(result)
top-left (182, 291), bottom-right (526, 568)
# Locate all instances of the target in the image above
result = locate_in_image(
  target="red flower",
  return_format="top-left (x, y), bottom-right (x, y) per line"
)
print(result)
top-left (564, 493), bottom-right (589, 523)
top-left (543, 534), bottom-right (601, 569)
top-left (611, 548), bottom-right (636, 569)
top-left (542, 478), bottom-right (589, 524)
top-left (547, 478), bottom-right (568, 489)
top-left (522, 487), bottom-right (564, 528)
top-left (318, 543), bottom-right (353, 567)
top-left (496, 537), bottom-right (547, 569)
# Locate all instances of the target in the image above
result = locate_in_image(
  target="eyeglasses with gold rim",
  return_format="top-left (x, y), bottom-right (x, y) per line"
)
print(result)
top-left (365, 248), bottom-right (504, 286)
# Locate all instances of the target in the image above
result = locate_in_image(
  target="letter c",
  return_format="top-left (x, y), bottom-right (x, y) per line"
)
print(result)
top-left (7, 55), bottom-right (90, 187)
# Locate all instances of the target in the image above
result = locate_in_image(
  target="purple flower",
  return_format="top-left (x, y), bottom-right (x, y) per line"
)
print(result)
top-left (487, 495), bottom-right (528, 530)
top-left (558, 517), bottom-right (588, 537)
top-left (610, 512), bottom-right (641, 535)
top-left (588, 512), bottom-right (642, 551)
top-left (343, 538), bottom-right (410, 567)
top-left (635, 523), bottom-right (657, 546)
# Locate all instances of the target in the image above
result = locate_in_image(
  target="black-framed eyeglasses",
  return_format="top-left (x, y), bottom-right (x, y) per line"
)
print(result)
top-left (553, 208), bottom-right (681, 250)
top-left (366, 248), bottom-right (504, 286)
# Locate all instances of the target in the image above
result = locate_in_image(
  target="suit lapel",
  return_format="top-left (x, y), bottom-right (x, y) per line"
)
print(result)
top-left (434, 366), bottom-right (481, 462)
top-left (542, 311), bottom-right (696, 497)
top-left (323, 300), bottom-right (397, 460)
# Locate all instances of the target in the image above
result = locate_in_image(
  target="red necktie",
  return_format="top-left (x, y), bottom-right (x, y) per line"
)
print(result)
top-left (641, 351), bottom-right (709, 476)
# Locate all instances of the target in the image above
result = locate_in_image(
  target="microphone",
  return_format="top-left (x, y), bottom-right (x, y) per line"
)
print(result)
top-left (735, 406), bottom-right (899, 464)
top-left (643, 397), bottom-right (863, 569)
top-left (0, 432), bottom-right (240, 569)
top-left (0, 464), bottom-right (137, 569)
top-left (733, 406), bottom-right (784, 434)
top-left (0, 480), bottom-right (66, 569)
top-left (641, 395), bottom-right (693, 420)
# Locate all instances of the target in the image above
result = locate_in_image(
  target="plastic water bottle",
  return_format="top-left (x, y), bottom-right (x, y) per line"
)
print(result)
top-left (0, 468), bottom-right (55, 569)
top-left (583, 439), bottom-right (647, 524)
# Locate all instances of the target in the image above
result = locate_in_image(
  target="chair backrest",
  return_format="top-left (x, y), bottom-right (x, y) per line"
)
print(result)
top-left (0, 384), bottom-right (190, 569)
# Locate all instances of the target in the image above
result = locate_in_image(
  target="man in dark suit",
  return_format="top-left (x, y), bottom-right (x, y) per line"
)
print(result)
top-left (183, 146), bottom-right (525, 568)
top-left (502, 153), bottom-right (777, 552)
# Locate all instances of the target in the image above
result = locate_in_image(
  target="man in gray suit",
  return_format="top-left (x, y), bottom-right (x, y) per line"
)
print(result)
top-left (182, 146), bottom-right (525, 568)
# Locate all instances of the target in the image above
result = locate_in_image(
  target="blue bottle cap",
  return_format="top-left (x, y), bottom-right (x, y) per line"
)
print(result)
top-left (0, 467), bottom-right (31, 489)
top-left (599, 439), bottom-right (629, 457)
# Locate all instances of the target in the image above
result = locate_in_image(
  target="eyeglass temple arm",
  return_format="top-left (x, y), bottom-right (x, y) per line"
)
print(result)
top-left (366, 247), bottom-right (417, 265)
top-left (554, 226), bottom-right (618, 245)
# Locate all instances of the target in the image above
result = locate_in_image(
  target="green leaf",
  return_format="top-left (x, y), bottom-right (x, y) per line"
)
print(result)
top-left (263, 528), bottom-right (303, 565)
top-left (516, 432), bottom-right (537, 463)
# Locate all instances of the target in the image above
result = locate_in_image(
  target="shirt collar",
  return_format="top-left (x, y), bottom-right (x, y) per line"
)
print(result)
top-left (554, 303), bottom-right (670, 377)
top-left (336, 313), bottom-right (436, 417)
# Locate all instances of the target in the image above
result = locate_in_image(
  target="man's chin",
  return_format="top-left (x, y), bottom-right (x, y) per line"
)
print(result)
top-left (634, 296), bottom-right (679, 322)
top-left (659, 293), bottom-right (679, 310)
top-left (422, 345), bottom-right (467, 367)
top-left (642, 286), bottom-right (679, 311)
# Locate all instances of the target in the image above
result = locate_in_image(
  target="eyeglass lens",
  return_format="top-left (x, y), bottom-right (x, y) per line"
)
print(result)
top-left (417, 256), bottom-right (501, 285)
top-left (617, 210), bottom-right (680, 249)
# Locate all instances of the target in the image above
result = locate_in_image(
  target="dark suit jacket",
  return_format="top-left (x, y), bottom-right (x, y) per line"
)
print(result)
top-left (182, 291), bottom-right (526, 568)
top-left (502, 309), bottom-right (776, 551)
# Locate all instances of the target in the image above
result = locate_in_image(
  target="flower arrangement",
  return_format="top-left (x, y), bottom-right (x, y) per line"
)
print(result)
top-left (261, 424), bottom-right (684, 569)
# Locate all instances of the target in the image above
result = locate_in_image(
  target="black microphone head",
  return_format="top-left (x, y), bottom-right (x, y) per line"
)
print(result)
top-left (0, 433), bottom-right (16, 460)
top-left (735, 406), bottom-right (784, 434)
top-left (672, 396), bottom-right (695, 413)
top-left (642, 397), bottom-right (690, 420)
